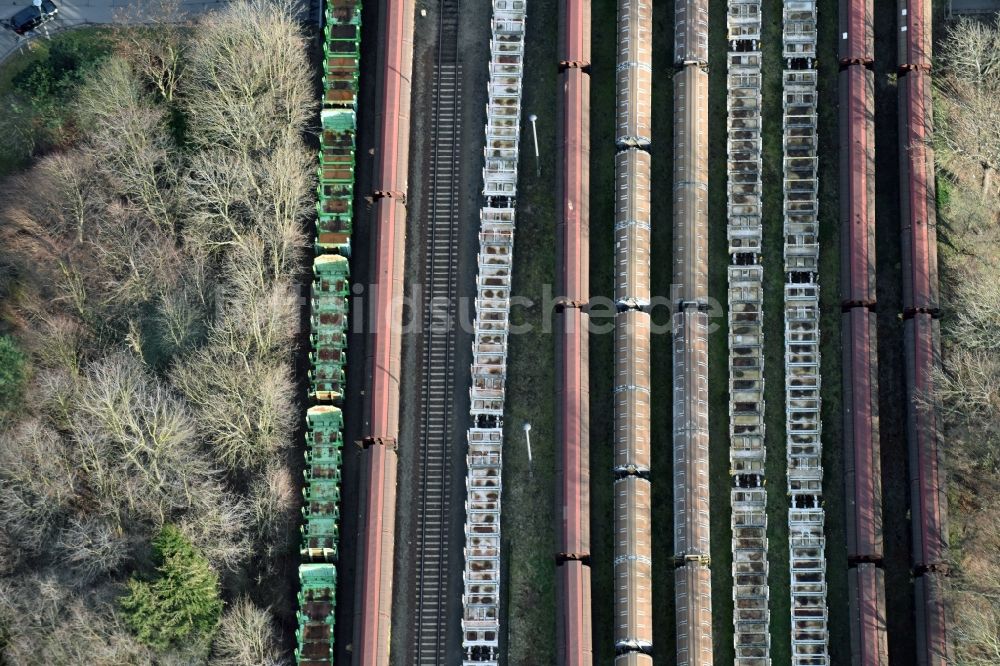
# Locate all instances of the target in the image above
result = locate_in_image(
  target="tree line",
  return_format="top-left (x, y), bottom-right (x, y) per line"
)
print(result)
top-left (0, 1), bottom-right (314, 663)
top-left (935, 15), bottom-right (1000, 665)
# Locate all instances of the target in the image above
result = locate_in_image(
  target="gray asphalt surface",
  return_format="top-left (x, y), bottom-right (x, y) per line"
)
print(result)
top-left (948, 0), bottom-right (1000, 14)
top-left (0, 0), bottom-right (321, 63)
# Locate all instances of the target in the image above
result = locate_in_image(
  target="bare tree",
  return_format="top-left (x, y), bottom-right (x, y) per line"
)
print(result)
top-left (953, 594), bottom-right (1000, 665)
top-left (56, 517), bottom-right (130, 585)
top-left (179, 482), bottom-right (252, 572)
top-left (71, 353), bottom-right (217, 525)
top-left (211, 597), bottom-right (285, 666)
top-left (114, 2), bottom-right (190, 103)
top-left (248, 463), bottom-right (298, 558)
top-left (0, 575), bottom-right (156, 665)
top-left (939, 16), bottom-right (1000, 86)
top-left (181, 141), bottom-right (309, 278)
top-left (183, 0), bottom-right (314, 153)
top-left (171, 347), bottom-right (296, 471)
top-left (0, 419), bottom-right (74, 559)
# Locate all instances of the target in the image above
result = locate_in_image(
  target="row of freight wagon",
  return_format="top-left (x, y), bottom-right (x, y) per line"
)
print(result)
top-left (296, 0), bottom-right (362, 663)
top-left (838, 0), bottom-right (951, 664)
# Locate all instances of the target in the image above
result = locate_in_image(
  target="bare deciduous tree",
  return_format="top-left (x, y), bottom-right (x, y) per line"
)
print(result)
top-left (184, 0), bottom-right (314, 153)
top-left (114, 2), bottom-right (190, 103)
top-left (249, 463), bottom-right (298, 558)
top-left (936, 18), bottom-right (1000, 660)
top-left (0, 575), bottom-right (156, 665)
top-left (171, 348), bottom-right (295, 470)
top-left (72, 353), bottom-right (217, 525)
top-left (211, 597), bottom-right (285, 666)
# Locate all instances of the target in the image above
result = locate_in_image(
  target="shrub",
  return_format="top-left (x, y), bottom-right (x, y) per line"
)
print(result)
top-left (0, 334), bottom-right (26, 413)
top-left (120, 525), bottom-right (222, 651)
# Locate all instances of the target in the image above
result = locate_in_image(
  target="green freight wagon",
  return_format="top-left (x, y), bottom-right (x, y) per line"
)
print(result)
top-left (307, 405), bottom-right (344, 443)
top-left (296, 563), bottom-right (337, 665)
top-left (301, 506), bottom-right (340, 562)
top-left (322, 0), bottom-right (360, 111)
top-left (318, 110), bottom-right (355, 255)
top-left (310, 257), bottom-right (350, 402)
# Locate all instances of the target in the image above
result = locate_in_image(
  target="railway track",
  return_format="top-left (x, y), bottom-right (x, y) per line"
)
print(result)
top-left (412, 0), bottom-right (462, 661)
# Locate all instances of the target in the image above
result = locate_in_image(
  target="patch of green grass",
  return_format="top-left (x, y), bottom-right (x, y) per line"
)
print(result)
top-left (587, 0), bottom-right (618, 658)
top-left (648, 1), bottom-right (676, 660)
top-left (707, 0), bottom-right (735, 661)
top-left (815, 1), bottom-right (850, 660)
top-left (504, 0), bottom-right (559, 659)
top-left (759, 1), bottom-right (792, 661)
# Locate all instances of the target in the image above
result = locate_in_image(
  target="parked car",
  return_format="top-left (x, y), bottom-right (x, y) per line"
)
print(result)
top-left (9, 1), bottom-right (58, 36)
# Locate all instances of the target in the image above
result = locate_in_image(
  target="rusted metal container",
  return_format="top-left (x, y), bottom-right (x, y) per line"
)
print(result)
top-left (557, 560), bottom-right (594, 665)
top-left (672, 67), bottom-right (708, 307)
top-left (363, 196), bottom-right (407, 438)
top-left (675, 562), bottom-right (713, 666)
top-left (904, 314), bottom-right (949, 571)
top-left (613, 476), bottom-right (653, 650)
top-left (914, 572), bottom-right (953, 666)
top-left (556, 308), bottom-right (591, 560)
top-left (839, 66), bottom-right (876, 307)
top-left (673, 310), bottom-right (710, 560)
top-left (842, 308), bottom-right (882, 561)
top-left (898, 0), bottom-right (932, 71)
top-left (557, 68), bottom-right (591, 304)
top-left (899, 70), bottom-right (939, 313)
top-left (838, 0), bottom-right (873, 64)
top-left (352, 0), bottom-right (415, 659)
top-left (614, 149), bottom-right (652, 306)
top-left (613, 310), bottom-right (651, 472)
top-left (848, 564), bottom-right (888, 666)
top-left (352, 441), bottom-right (398, 666)
top-left (559, 0), bottom-right (591, 66)
top-left (371, 0), bottom-right (414, 196)
top-left (674, 0), bottom-right (709, 66)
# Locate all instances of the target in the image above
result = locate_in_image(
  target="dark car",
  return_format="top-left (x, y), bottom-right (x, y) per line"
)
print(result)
top-left (9, 1), bottom-right (58, 36)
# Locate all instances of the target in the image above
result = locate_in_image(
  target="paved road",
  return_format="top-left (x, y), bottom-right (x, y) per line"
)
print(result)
top-left (0, 0), bottom-right (320, 63)
top-left (949, 0), bottom-right (1000, 14)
